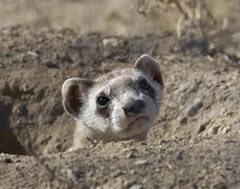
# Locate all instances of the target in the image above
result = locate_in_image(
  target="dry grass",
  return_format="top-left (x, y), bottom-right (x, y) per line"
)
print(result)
top-left (0, 0), bottom-right (237, 36)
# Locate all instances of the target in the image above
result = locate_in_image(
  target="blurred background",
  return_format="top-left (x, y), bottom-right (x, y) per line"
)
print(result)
top-left (0, 0), bottom-right (239, 36)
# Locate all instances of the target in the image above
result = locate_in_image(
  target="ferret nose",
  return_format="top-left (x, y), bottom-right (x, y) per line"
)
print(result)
top-left (122, 99), bottom-right (145, 117)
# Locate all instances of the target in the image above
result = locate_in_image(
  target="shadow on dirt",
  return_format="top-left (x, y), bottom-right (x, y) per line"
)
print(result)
top-left (0, 99), bottom-right (26, 155)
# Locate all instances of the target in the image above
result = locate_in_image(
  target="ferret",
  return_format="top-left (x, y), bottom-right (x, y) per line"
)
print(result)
top-left (62, 54), bottom-right (164, 148)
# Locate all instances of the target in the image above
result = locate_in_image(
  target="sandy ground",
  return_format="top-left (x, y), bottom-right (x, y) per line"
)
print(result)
top-left (0, 0), bottom-right (240, 188)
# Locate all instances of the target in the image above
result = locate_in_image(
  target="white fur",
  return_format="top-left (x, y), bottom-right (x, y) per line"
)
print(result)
top-left (78, 70), bottom-right (163, 139)
top-left (62, 54), bottom-right (163, 146)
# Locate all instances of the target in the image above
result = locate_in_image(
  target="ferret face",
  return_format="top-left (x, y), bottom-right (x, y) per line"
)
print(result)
top-left (62, 54), bottom-right (164, 141)
top-left (82, 72), bottom-right (162, 139)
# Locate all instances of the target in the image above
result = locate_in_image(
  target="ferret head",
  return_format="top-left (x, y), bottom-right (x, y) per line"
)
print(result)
top-left (62, 54), bottom-right (163, 141)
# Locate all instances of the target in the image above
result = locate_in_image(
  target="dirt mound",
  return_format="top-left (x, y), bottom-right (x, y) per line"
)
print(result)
top-left (1, 136), bottom-right (240, 189)
top-left (0, 26), bottom-right (179, 155)
top-left (0, 25), bottom-right (240, 188)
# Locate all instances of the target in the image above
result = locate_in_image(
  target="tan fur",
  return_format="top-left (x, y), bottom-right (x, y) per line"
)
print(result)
top-left (72, 122), bottom-right (147, 148)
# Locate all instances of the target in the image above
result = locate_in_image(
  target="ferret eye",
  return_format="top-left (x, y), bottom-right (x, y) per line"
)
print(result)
top-left (97, 96), bottom-right (110, 106)
top-left (139, 79), bottom-right (150, 90)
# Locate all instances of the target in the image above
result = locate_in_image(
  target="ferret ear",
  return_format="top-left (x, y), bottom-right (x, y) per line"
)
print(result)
top-left (134, 54), bottom-right (164, 87)
top-left (62, 78), bottom-right (95, 117)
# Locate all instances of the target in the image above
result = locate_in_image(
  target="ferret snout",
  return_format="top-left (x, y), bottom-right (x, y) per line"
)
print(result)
top-left (122, 99), bottom-right (145, 117)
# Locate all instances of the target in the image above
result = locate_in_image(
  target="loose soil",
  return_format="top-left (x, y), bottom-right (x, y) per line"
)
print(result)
top-left (0, 1), bottom-right (240, 188)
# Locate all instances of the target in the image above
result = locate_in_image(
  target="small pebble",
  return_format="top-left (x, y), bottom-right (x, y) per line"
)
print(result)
top-left (221, 126), bottom-right (230, 134)
top-left (127, 152), bottom-right (136, 159)
top-left (208, 126), bottom-right (220, 135)
top-left (129, 185), bottom-right (143, 189)
top-left (134, 160), bottom-right (148, 166)
top-left (102, 38), bottom-right (118, 47)
top-left (187, 99), bottom-right (203, 117)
